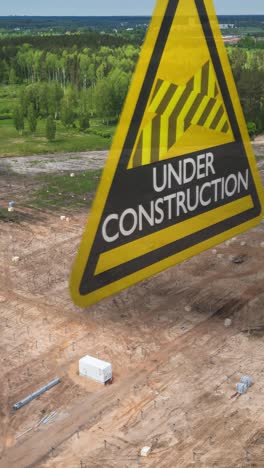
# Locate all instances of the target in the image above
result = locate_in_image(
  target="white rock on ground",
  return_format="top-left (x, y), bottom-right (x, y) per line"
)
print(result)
top-left (224, 318), bottom-right (232, 328)
top-left (12, 256), bottom-right (20, 264)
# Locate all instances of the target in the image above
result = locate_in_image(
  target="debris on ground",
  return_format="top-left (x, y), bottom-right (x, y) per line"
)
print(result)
top-left (235, 376), bottom-right (254, 396)
top-left (236, 383), bottom-right (248, 395)
top-left (224, 319), bottom-right (232, 328)
top-left (232, 256), bottom-right (246, 265)
top-left (8, 201), bottom-right (15, 212)
top-left (240, 376), bottom-right (253, 388)
top-left (15, 411), bottom-right (58, 440)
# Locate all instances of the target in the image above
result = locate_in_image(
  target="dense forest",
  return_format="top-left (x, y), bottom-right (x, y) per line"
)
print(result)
top-left (0, 36), bottom-right (140, 138)
top-left (227, 46), bottom-right (264, 135)
top-left (0, 25), bottom-right (263, 146)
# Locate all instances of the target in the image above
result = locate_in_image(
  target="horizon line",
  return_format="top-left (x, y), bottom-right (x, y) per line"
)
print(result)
top-left (0, 13), bottom-right (264, 17)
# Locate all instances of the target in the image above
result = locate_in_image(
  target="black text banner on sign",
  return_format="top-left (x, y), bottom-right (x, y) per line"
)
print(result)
top-left (70, 0), bottom-right (264, 308)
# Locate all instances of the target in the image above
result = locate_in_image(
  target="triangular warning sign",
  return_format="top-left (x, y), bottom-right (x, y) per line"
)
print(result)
top-left (70, 0), bottom-right (264, 308)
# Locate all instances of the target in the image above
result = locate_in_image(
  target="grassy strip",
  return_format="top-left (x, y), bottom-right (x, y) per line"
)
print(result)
top-left (30, 170), bottom-right (102, 210)
top-left (0, 119), bottom-right (114, 157)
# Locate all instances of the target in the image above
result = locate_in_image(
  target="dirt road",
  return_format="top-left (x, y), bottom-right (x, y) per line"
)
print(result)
top-left (0, 133), bottom-right (263, 176)
top-left (0, 151), bottom-right (108, 175)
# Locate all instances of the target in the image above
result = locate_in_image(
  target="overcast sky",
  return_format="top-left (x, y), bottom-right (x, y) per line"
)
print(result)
top-left (1, 0), bottom-right (263, 16)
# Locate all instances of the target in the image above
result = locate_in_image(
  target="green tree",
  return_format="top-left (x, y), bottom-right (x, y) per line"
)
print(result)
top-left (110, 68), bottom-right (130, 116)
top-left (94, 77), bottom-right (116, 124)
top-left (23, 83), bottom-right (40, 117)
top-left (46, 116), bottom-right (56, 141)
top-left (229, 48), bottom-right (247, 81)
top-left (9, 67), bottom-right (17, 85)
top-left (83, 87), bottom-right (95, 116)
top-left (47, 82), bottom-right (64, 119)
top-left (247, 121), bottom-right (257, 138)
top-left (238, 69), bottom-right (264, 124)
top-left (39, 83), bottom-right (49, 117)
top-left (238, 36), bottom-right (256, 49)
top-left (27, 103), bottom-right (37, 134)
top-left (79, 111), bottom-right (90, 131)
top-left (13, 105), bottom-right (24, 135)
top-left (60, 99), bottom-right (76, 127)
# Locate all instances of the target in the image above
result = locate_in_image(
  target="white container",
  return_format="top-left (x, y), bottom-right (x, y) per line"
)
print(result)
top-left (141, 447), bottom-right (152, 457)
top-left (79, 355), bottom-right (112, 384)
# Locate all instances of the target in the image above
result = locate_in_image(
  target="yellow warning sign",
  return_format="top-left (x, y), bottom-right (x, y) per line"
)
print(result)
top-left (70, 0), bottom-right (264, 308)
top-left (129, 60), bottom-right (233, 168)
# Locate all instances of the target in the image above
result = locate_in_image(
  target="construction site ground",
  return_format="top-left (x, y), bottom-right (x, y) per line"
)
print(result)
top-left (0, 152), bottom-right (263, 468)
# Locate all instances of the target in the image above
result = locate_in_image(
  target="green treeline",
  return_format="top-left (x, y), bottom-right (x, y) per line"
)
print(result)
top-left (0, 40), bottom-right (139, 89)
top-left (0, 40), bottom-right (139, 139)
top-left (237, 37), bottom-right (264, 49)
top-left (0, 32), bottom-right (263, 141)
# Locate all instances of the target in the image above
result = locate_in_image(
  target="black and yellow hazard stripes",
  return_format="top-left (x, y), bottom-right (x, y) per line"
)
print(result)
top-left (129, 60), bottom-right (232, 169)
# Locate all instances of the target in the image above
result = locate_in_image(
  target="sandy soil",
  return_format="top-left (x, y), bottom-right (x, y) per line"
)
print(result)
top-left (0, 151), bottom-right (108, 175)
top-left (0, 162), bottom-right (263, 468)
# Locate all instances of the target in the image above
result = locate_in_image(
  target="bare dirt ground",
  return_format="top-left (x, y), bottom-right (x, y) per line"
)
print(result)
top-left (0, 158), bottom-right (263, 468)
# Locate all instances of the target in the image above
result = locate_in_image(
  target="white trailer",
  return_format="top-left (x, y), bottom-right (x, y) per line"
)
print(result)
top-left (79, 355), bottom-right (112, 384)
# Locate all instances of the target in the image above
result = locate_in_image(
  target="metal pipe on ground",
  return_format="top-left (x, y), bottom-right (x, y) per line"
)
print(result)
top-left (12, 378), bottom-right (61, 411)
